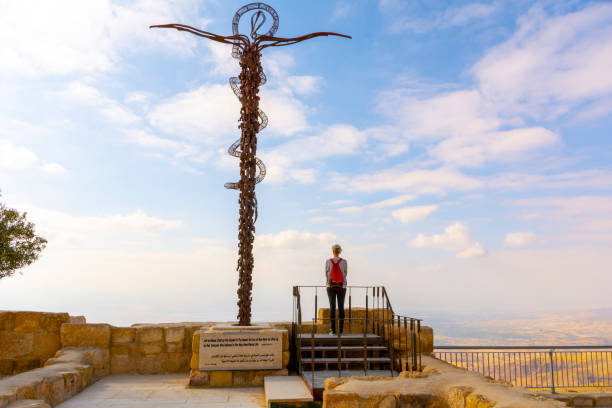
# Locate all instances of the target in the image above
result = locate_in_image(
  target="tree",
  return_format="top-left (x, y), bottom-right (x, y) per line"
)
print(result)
top-left (0, 199), bottom-right (47, 279)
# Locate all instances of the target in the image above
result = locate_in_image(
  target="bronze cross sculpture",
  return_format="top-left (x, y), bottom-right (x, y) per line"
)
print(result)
top-left (152, 3), bottom-right (350, 326)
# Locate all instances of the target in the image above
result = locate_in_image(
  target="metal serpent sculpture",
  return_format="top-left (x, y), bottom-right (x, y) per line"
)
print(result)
top-left (151, 3), bottom-right (350, 326)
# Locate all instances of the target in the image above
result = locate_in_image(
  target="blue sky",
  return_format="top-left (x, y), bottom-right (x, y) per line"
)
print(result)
top-left (1, 0), bottom-right (611, 327)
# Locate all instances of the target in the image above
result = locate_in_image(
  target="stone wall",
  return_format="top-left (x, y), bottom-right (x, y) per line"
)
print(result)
top-left (0, 312), bottom-right (71, 376)
top-left (0, 347), bottom-right (108, 408)
top-left (322, 355), bottom-right (567, 407)
top-left (60, 322), bottom-right (206, 375)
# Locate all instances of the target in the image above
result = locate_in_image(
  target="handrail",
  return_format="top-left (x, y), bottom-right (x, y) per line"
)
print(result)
top-left (292, 285), bottom-right (424, 377)
top-left (433, 347), bottom-right (612, 393)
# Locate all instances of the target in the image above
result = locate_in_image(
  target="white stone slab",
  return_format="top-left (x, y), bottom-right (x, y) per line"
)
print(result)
top-left (264, 376), bottom-right (313, 407)
top-left (198, 328), bottom-right (282, 371)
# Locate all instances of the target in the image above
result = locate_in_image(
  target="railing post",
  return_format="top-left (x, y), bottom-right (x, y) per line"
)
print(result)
top-left (417, 320), bottom-right (422, 371)
top-left (549, 349), bottom-right (556, 394)
top-left (337, 328), bottom-right (342, 377)
top-left (365, 288), bottom-right (369, 336)
top-left (348, 287), bottom-right (352, 333)
top-left (311, 318), bottom-right (315, 387)
top-left (314, 287), bottom-right (318, 324)
top-left (363, 317), bottom-right (368, 375)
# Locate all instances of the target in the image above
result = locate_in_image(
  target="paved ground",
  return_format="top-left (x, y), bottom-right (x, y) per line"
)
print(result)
top-left (56, 374), bottom-right (266, 408)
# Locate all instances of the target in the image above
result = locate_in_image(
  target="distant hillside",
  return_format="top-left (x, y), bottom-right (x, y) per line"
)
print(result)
top-left (432, 308), bottom-right (612, 346)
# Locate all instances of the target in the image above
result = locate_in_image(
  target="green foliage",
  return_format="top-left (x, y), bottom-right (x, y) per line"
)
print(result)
top-left (0, 201), bottom-right (47, 279)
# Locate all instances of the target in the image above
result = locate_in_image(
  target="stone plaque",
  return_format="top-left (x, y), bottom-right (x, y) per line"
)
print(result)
top-left (198, 329), bottom-right (282, 370)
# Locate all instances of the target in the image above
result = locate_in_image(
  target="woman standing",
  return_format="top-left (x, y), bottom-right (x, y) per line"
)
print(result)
top-left (325, 244), bottom-right (347, 335)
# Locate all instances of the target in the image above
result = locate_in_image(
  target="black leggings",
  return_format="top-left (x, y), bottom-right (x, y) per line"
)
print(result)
top-left (327, 287), bottom-right (347, 334)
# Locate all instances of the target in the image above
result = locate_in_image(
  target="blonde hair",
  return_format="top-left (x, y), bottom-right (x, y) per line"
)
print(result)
top-left (331, 244), bottom-right (342, 254)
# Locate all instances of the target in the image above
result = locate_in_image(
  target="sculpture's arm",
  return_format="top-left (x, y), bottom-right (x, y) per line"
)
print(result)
top-left (150, 23), bottom-right (247, 47)
top-left (258, 32), bottom-right (351, 49)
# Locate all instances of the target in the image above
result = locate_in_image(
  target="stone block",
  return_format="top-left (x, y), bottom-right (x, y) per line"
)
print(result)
top-left (323, 391), bottom-right (398, 408)
top-left (420, 326), bottom-right (434, 354)
top-left (596, 395), bottom-right (612, 406)
top-left (399, 393), bottom-right (444, 408)
top-left (140, 344), bottom-right (163, 356)
top-left (166, 352), bottom-right (189, 373)
top-left (0, 312), bottom-right (14, 331)
top-left (81, 348), bottom-right (110, 378)
top-left (111, 344), bottom-right (136, 357)
top-left (110, 354), bottom-right (134, 374)
top-left (14, 358), bottom-right (41, 374)
top-left (446, 386), bottom-right (473, 408)
top-left (189, 369), bottom-right (209, 387)
top-left (465, 393), bottom-right (494, 408)
top-left (68, 316), bottom-right (86, 324)
top-left (165, 327), bottom-right (185, 343)
top-left (13, 312), bottom-right (42, 333)
top-left (137, 355), bottom-right (166, 374)
top-left (0, 332), bottom-right (34, 358)
top-left (190, 353), bottom-right (199, 370)
top-left (166, 342), bottom-right (184, 353)
top-left (573, 396), bottom-right (594, 407)
top-left (136, 327), bottom-right (163, 344)
top-left (39, 313), bottom-right (69, 333)
top-left (209, 370), bottom-right (233, 387)
top-left (0, 359), bottom-right (15, 375)
top-left (60, 324), bottom-right (111, 349)
top-left (233, 370), bottom-right (255, 386)
top-left (282, 330), bottom-right (289, 351)
top-left (32, 334), bottom-right (61, 360)
top-left (324, 377), bottom-right (349, 390)
top-left (111, 328), bottom-right (135, 344)
top-left (191, 332), bottom-right (201, 353)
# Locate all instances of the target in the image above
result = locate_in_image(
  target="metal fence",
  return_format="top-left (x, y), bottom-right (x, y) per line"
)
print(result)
top-left (434, 346), bottom-right (612, 393)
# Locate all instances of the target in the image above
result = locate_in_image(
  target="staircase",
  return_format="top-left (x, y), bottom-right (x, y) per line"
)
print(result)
top-left (298, 333), bottom-right (392, 373)
top-left (291, 285), bottom-right (423, 397)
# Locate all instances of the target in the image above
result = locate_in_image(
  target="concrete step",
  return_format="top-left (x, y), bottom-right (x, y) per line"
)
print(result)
top-left (300, 345), bottom-right (387, 351)
top-left (301, 357), bottom-right (391, 364)
top-left (264, 376), bottom-right (313, 407)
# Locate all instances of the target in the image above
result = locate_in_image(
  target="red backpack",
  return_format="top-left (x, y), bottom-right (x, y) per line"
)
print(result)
top-left (329, 258), bottom-right (344, 290)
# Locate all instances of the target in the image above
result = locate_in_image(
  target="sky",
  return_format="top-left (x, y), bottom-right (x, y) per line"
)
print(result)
top-left (1, 0), bottom-right (611, 329)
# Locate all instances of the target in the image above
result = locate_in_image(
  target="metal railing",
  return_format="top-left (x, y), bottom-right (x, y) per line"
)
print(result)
top-left (434, 346), bottom-right (612, 393)
top-left (292, 285), bottom-right (423, 382)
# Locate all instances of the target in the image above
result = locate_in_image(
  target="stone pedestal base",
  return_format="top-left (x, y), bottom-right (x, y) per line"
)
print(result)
top-left (189, 323), bottom-right (290, 388)
top-left (189, 367), bottom-right (288, 387)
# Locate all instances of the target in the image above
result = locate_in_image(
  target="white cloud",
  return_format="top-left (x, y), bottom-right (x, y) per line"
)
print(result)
top-left (333, 167), bottom-right (482, 195)
top-left (331, 2), bottom-right (353, 22)
top-left (431, 127), bottom-right (559, 167)
top-left (337, 194), bottom-right (415, 214)
top-left (411, 222), bottom-right (486, 258)
top-left (21, 206), bottom-right (182, 250)
top-left (508, 196), bottom-right (612, 234)
top-left (56, 81), bottom-right (140, 125)
top-left (381, 2), bottom-right (501, 33)
top-left (40, 162), bottom-right (67, 175)
top-left (263, 125), bottom-right (365, 184)
top-left (490, 170), bottom-right (612, 191)
top-left (310, 216), bottom-right (336, 223)
top-left (0, 139), bottom-right (38, 170)
top-left (0, 0), bottom-right (201, 78)
top-left (392, 205), bottom-right (438, 223)
top-left (473, 3), bottom-right (612, 120)
top-left (255, 230), bottom-right (336, 250)
top-left (505, 232), bottom-right (537, 247)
